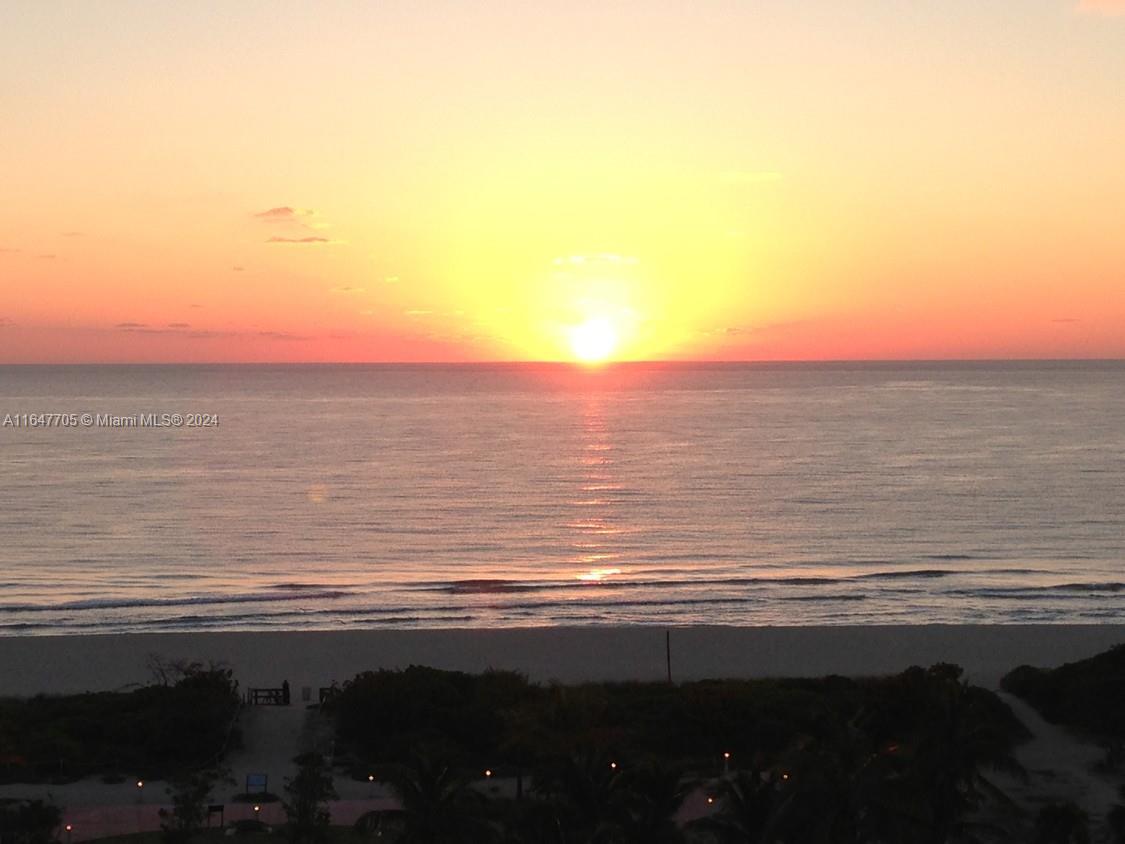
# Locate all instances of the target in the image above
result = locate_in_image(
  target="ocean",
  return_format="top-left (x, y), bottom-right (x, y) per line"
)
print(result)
top-left (1, 361), bottom-right (1123, 635)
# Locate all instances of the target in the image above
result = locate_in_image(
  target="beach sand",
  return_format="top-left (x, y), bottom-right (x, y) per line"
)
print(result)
top-left (2, 624), bottom-right (1123, 697)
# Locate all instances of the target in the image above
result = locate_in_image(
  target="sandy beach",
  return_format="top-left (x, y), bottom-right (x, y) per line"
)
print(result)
top-left (2, 624), bottom-right (1124, 697)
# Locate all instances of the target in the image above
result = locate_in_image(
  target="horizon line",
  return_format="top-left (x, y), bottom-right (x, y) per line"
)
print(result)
top-left (2, 357), bottom-right (1124, 367)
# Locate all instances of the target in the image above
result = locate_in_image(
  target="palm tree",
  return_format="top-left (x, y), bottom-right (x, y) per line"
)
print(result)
top-left (763, 737), bottom-right (885, 844)
top-left (901, 665), bottom-right (1024, 843)
top-left (531, 749), bottom-right (626, 843)
top-left (283, 752), bottom-right (338, 844)
top-left (616, 762), bottom-right (692, 844)
top-left (382, 751), bottom-right (494, 844)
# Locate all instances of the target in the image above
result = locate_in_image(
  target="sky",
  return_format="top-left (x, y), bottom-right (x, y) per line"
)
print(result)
top-left (2, 0), bottom-right (1124, 363)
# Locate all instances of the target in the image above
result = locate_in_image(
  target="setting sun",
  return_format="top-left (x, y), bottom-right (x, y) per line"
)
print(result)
top-left (569, 318), bottom-right (618, 363)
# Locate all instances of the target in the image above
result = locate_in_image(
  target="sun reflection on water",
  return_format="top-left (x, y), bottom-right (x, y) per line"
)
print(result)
top-left (570, 396), bottom-right (629, 585)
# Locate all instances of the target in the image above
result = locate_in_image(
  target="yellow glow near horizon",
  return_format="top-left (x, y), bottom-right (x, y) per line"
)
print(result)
top-left (569, 317), bottom-right (619, 363)
top-left (2, 4), bottom-right (1125, 363)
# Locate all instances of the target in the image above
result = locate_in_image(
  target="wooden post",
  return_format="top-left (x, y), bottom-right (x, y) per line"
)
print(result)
top-left (666, 630), bottom-right (672, 684)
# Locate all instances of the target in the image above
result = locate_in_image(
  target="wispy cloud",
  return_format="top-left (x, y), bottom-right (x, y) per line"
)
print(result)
top-left (331, 285), bottom-right (365, 294)
top-left (701, 320), bottom-right (804, 339)
top-left (0, 248), bottom-right (21, 254)
top-left (61, 231), bottom-right (82, 238)
top-left (112, 321), bottom-right (312, 342)
top-left (253, 205), bottom-right (330, 238)
top-left (254, 206), bottom-right (315, 220)
top-left (1076, 0), bottom-right (1125, 15)
top-left (266, 236), bottom-right (330, 245)
top-left (257, 331), bottom-right (311, 341)
top-left (116, 322), bottom-right (197, 335)
top-left (0, 317), bottom-right (13, 328)
top-left (1052, 317), bottom-right (1081, 323)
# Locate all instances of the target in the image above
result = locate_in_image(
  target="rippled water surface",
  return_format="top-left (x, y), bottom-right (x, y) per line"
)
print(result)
top-left (2, 362), bottom-right (1123, 634)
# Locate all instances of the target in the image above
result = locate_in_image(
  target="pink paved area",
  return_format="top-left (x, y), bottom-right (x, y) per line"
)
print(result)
top-left (60, 798), bottom-right (401, 842)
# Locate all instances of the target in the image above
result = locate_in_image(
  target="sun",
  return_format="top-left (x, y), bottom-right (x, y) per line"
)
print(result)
top-left (569, 317), bottom-right (618, 363)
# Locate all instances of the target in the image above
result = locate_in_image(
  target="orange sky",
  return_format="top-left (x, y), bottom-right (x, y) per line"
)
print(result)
top-left (2, 1), bottom-right (1124, 363)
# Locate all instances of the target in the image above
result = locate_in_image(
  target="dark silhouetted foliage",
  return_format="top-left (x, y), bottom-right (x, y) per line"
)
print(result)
top-left (0, 662), bottom-right (240, 784)
top-left (1034, 802), bottom-right (1090, 844)
top-left (1003, 644), bottom-right (1125, 737)
top-left (283, 752), bottom-right (337, 844)
top-left (329, 662), bottom-right (1026, 844)
top-left (0, 799), bottom-right (61, 844)
top-left (379, 750), bottom-right (493, 844)
top-left (159, 766), bottom-right (231, 844)
top-left (325, 667), bottom-right (534, 770)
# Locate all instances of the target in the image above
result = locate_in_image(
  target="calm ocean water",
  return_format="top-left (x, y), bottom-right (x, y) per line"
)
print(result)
top-left (1, 362), bottom-right (1124, 635)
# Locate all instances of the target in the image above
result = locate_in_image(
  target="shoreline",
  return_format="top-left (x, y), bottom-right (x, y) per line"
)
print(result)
top-left (2, 624), bottom-right (1123, 696)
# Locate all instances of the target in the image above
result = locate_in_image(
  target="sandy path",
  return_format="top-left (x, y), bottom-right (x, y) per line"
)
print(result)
top-left (995, 691), bottom-right (1121, 840)
top-left (223, 704), bottom-right (307, 798)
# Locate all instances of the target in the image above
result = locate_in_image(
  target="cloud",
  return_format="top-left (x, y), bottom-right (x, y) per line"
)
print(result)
top-left (257, 331), bottom-right (311, 341)
top-left (232, 265), bottom-right (245, 272)
top-left (0, 248), bottom-right (21, 254)
top-left (117, 322), bottom-right (203, 336)
top-left (702, 320), bottom-right (805, 339)
top-left (254, 205), bottom-right (333, 242)
top-left (331, 285), bottom-right (365, 294)
top-left (37, 254), bottom-right (56, 260)
top-left (1076, 0), bottom-right (1125, 14)
top-left (0, 317), bottom-right (13, 328)
top-left (254, 206), bottom-right (315, 220)
top-left (384, 275), bottom-right (400, 284)
top-left (1052, 317), bottom-right (1081, 323)
top-left (405, 309), bottom-right (432, 316)
top-left (266, 236), bottom-right (330, 244)
top-left (112, 321), bottom-right (312, 342)
top-left (61, 231), bottom-right (82, 237)
top-left (699, 326), bottom-right (752, 337)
